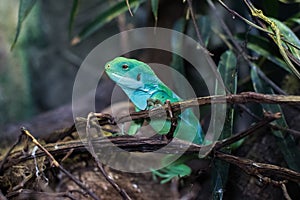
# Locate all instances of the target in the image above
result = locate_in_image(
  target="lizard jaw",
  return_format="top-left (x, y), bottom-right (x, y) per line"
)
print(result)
top-left (108, 72), bottom-right (144, 90)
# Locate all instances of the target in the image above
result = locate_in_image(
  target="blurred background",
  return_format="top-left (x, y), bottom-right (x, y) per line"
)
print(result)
top-left (0, 0), bottom-right (300, 199)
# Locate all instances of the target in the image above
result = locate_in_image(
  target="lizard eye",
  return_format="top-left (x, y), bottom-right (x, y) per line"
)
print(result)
top-left (122, 64), bottom-right (129, 70)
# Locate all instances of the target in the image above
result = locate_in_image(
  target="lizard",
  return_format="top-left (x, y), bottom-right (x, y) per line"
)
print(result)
top-left (104, 57), bottom-right (204, 183)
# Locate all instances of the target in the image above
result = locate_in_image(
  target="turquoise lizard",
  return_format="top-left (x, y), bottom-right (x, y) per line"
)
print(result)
top-left (105, 57), bottom-right (203, 183)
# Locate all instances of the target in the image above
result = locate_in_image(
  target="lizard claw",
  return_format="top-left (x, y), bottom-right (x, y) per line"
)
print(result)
top-left (147, 98), bottom-right (164, 109)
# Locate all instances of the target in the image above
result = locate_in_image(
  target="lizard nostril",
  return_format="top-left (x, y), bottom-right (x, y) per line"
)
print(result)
top-left (106, 64), bottom-right (110, 69)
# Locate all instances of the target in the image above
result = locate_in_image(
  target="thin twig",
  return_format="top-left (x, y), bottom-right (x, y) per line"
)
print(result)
top-left (255, 62), bottom-right (287, 95)
top-left (186, 0), bottom-right (228, 93)
top-left (215, 151), bottom-right (300, 183)
top-left (0, 133), bottom-right (23, 174)
top-left (186, 0), bottom-right (205, 48)
top-left (20, 127), bottom-right (100, 200)
top-left (238, 104), bottom-right (300, 136)
top-left (6, 189), bottom-right (78, 200)
top-left (216, 0), bottom-right (300, 52)
top-left (125, 0), bottom-right (133, 16)
top-left (216, 0), bottom-right (272, 34)
top-left (198, 112), bottom-right (280, 157)
top-left (86, 113), bottom-right (132, 200)
top-left (281, 183), bottom-right (292, 200)
top-left (208, 0), bottom-right (289, 95)
top-left (214, 112), bottom-right (281, 150)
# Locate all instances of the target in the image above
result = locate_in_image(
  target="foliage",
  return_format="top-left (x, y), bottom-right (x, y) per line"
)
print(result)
top-left (11, 0), bottom-right (300, 199)
top-left (11, 0), bottom-right (37, 50)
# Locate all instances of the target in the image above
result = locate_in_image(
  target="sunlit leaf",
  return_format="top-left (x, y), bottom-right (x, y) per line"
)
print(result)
top-left (251, 64), bottom-right (300, 172)
top-left (71, 0), bottom-right (145, 45)
top-left (68, 0), bottom-right (79, 37)
top-left (11, 0), bottom-right (37, 50)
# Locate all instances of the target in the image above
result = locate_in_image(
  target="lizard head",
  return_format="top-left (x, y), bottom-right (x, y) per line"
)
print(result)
top-left (105, 57), bottom-right (158, 89)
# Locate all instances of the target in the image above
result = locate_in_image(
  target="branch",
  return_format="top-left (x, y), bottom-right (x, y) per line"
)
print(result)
top-left (116, 92), bottom-right (300, 124)
top-left (214, 112), bottom-right (281, 150)
top-left (3, 114), bottom-right (299, 186)
top-left (215, 151), bottom-right (300, 183)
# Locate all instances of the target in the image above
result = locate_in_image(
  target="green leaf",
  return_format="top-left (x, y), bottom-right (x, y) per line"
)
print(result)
top-left (72, 0), bottom-right (145, 45)
top-left (68, 0), bottom-right (80, 37)
top-left (217, 50), bottom-right (237, 94)
top-left (212, 51), bottom-right (237, 200)
top-left (170, 18), bottom-right (189, 97)
top-left (187, 15), bottom-right (212, 47)
top-left (251, 64), bottom-right (300, 172)
top-left (212, 51), bottom-right (237, 199)
top-left (236, 34), bottom-right (291, 73)
top-left (267, 17), bottom-right (300, 79)
top-left (271, 18), bottom-right (300, 61)
top-left (244, 1), bottom-right (300, 79)
top-left (11, 0), bottom-right (37, 50)
top-left (171, 18), bottom-right (186, 75)
top-left (151, 0), bottom-right (159, 25)
top-left (290, 18), bottom-right (300, 25)
top-left (197, 15), bottom-right (212, 47)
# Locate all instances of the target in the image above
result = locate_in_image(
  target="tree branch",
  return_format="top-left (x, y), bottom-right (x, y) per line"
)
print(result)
top-left (115, 92), bottom-right (300, 124)
top-left (2, 113), bottom-right (299, 186)
top-left (215, 151), bottom-right (300, 183)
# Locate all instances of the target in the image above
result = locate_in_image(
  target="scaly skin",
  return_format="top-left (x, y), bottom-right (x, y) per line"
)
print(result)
top-left (105, 57), bottom-right (203, 182)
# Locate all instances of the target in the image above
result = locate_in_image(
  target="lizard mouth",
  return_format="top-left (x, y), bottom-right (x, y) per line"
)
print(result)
top-left (109, 72), bottom-right (144, 89)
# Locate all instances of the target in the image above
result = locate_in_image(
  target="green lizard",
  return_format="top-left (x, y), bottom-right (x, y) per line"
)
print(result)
top-left (105, 57), bottom-right (204, 183)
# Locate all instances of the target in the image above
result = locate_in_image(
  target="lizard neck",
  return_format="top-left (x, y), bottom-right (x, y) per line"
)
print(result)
top-left (121, 83), bottom-right (161, 110)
